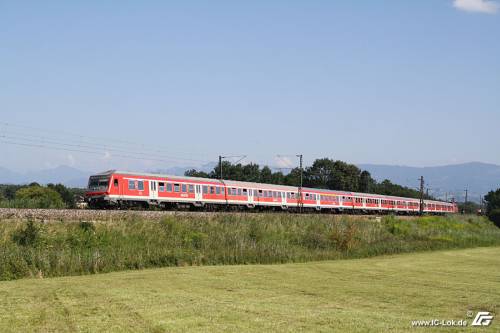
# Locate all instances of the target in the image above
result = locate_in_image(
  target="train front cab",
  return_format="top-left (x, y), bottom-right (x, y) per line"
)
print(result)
top-left (85, 173), bottom-right (113, 208)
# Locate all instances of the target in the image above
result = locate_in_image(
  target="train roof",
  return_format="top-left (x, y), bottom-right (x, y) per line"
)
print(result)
top-left (90, 170), bottom-right (454, 205)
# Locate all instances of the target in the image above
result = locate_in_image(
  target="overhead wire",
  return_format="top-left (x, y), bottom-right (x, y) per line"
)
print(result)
top-left (0, 121), bottom-right (211, 162)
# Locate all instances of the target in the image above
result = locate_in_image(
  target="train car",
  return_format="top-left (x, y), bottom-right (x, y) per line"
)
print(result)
top-left (85, 170), bottom-right (458, 214)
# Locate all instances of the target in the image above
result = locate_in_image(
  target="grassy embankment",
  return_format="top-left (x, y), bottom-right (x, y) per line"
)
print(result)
top-left (1, 213), bottom-right (499, 280)
top-left (0, 247), bottom-right (498, 332)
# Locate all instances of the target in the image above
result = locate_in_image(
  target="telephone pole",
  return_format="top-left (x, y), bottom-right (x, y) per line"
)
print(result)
top-left (419, 176), bottom-right (425, 215)
top-left (297, 154), bottom-right (303, 213)
top-left (464, 188), bottom-right (468, 214)
top-left (219, 155), bottom-right (222, 179)
top-left (479, 195), bottom-right (483, 214)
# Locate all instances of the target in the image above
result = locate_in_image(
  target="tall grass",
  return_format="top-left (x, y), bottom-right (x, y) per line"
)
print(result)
top-left (0, 214), bottom-right (499, 280)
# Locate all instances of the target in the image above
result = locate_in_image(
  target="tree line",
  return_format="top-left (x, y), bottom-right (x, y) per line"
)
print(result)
top-left (185, 158), bottom-right (434, 200)
top-left (0, 183), bottom-right (84, 209)
top-left (485, 189), bottom-right (500, 228)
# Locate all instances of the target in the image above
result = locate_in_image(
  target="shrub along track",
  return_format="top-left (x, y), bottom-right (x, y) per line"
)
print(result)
top-left (0, 207), bottom-right (422, 222)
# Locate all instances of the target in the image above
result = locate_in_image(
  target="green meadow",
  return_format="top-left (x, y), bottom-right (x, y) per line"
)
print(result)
top-left (0, 247), bottom-right (498, 332)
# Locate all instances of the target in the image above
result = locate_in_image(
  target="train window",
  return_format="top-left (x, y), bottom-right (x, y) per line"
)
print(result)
top-left (159, 182), bottom-right (165, 192)
top-left (114, 179), bottom-right (119, 187)
top-left (216, 187), bottom-right (220, 195)
top-left (209, 186), bottom-right (214, 194)
top-left (202, 186), bottom-right (208, 194)
top-left (173, 184), bottom-right (180, 192)
top-left (166, 183), bottom-right (172, 192)
top-left (243, 188), bottom-right (247, 195)
top-left (189, 184), bottom-right (194, 193)
top-left (237, 188), bottom-right (242, 196)
top-left (128, 180), bottom-right (135, 190)
top-left (137, 181), bottom-right (144, 191)
top-left (182, 184), bottom-right (187, 192)
top-left (257, 190), bottom-right (261, 197)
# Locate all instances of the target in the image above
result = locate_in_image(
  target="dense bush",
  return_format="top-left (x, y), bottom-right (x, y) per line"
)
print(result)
top-left (14, 186), bottom-right (64, 208)
top-left (0, 214), bottom-right (499, 281)
top-left (485, 189), bottom-right (500, 228)
top-left (487, 209), bottom-right (500, 228)
top-left (0, 183), bottom-right (83, 209)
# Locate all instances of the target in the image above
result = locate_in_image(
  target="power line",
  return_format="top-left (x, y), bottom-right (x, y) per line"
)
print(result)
top-left (0, 121), bottom-right (211, 162)
top-left (0, 138), bottom-right (211, 165)
top-left (0, 133), bottom-right (209, 164)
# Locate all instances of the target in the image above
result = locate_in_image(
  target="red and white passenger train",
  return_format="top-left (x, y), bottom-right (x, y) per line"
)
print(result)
top-left (85, 170), bottom-right (458, 214)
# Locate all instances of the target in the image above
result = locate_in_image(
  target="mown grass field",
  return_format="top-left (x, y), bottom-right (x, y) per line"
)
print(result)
top-left (0, 247), bottom-right (498, 332)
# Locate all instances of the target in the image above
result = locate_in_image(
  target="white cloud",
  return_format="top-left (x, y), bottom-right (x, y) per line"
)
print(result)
top-left (67, 154), bottom-right (76, 166)
top-left (453, 0), bottom-right (499, 14)
top-left (274, 156), bottom-right (294, 169)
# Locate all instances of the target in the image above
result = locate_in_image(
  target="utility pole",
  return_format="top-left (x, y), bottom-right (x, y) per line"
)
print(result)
top-left (219, 155), bottom-right (223, 179)
top-left (297, 154), bottom-right (303, 213)
top-left (479, 195), bottom-right (483, 215)
top-left (426, 188), bottom-right (429, 197)
top-left (419, 176), bottom-right (425, 215)
top-left (463, 188), bottom-right (468, 214)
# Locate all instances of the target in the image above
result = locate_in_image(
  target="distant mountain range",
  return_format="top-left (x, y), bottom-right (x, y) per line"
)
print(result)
top-left (0, 165), bottom-right (91, 188)
top-left (358, 162), bottom-right (500, 202)
top-left (0, 163), bottom-right (218, 188)
top-left (1, 162), bottom-right (498, 202)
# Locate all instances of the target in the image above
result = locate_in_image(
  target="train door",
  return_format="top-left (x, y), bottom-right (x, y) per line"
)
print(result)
top-left (150, 180), bottom-right (158, 200)
top-left (195, 185), bottom-right (202, 202)
top-left (248, 188), bottom-right (254, 205)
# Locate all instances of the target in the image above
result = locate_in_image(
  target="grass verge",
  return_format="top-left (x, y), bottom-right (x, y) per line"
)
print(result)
top-left (1, 213), bottom-right (499, 280)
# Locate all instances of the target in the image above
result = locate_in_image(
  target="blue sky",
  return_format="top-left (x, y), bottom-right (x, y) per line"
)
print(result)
top-left (1, 1), bottom-right (499, 172)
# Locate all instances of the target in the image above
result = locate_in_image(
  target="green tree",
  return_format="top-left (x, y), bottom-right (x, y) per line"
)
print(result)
top-left (284, 168), bottom-right (302, 187)
top-left (184, 169), bottom-right (210, 178)
top-left (259, 166), bottom-right (273, 183)
top-left (457, 201), bottom-right (480, 215)
top-left (242, 163), bottom-right (261, 182)
top-left (47, 183), bottom-right (75, 208)
top-left (359, 170), bottom-right (375, 193)
top-left (485, 189), bottom-right (500, 227)
top-left (485, 189), bottom-right (500, 215)
top-left (15, 186), bottom-right (64, 208)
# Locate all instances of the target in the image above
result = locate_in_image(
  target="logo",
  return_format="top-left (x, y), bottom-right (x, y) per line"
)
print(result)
top-left (471, 311), bottom-right (494, 326)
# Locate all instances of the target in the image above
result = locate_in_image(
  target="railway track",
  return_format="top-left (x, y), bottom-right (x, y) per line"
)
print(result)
top-left (0, 207), bottom-right (422, 222)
